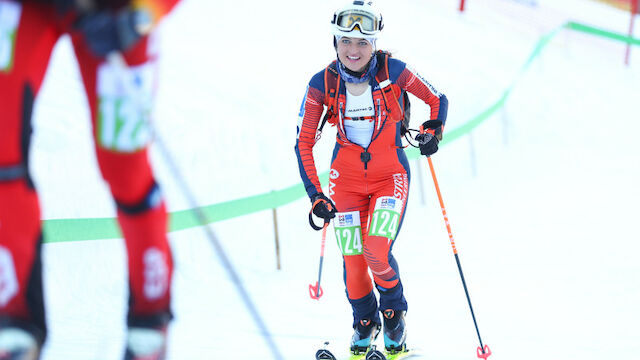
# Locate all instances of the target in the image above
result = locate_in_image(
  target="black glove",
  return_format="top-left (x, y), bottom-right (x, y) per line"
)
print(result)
top-left (308, 193), bottom-right (337, 230)
top-left (75, 6), bottom-right (152, 57)
top-left (415, 120), bottom-right (443, 157)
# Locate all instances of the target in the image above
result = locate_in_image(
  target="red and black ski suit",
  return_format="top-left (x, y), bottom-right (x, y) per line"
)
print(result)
top-left (295, 56), bottom-right (448, 325)
top-left (0, 0), bottom-right (179, 344)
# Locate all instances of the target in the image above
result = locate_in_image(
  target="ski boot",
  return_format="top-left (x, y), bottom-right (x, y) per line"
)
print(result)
top-left (382, 309), bottom-right (406, 353)
top-left (124, 326), bottom-right (168, 360)
top-left (350, 319), bottom-right (380, 354)
top-left (0, 328), bottom-right (40, 360)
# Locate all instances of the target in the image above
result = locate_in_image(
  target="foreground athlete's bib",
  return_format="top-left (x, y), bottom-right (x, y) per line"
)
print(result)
top-left (0, 2), bottom-right (21, 72)
top-left (334, 211), bottom-right (363, 256)
top-left (369, 196), bottom-right (403, 239)
top-left (96, 61), bottom-right (155, 152)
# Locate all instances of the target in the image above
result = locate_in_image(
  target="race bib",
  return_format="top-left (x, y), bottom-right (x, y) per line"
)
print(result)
top-left (368, 196), bottom-right (403, 239)
top-left (96, 61), bottom-right (155, 152)
top-left (334, 211), bottom-right (363, 256)
top-left (0, 2), bottom-right (21, 72)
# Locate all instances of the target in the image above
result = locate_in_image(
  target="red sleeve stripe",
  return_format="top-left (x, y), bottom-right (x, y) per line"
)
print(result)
top-left (295, 87), bottom-right (326, 195)
top-left (397, 68), bottom-right (444, 120)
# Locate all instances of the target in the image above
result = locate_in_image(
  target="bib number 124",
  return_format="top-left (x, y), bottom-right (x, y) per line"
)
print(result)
top-left (368, 196), bottom-right (403, 239)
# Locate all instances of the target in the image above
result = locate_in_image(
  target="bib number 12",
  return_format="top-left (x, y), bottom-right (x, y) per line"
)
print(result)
top-left (96, 61), bottom-right (155, 152)
top-left (0, 2), bottom-right (22, 73)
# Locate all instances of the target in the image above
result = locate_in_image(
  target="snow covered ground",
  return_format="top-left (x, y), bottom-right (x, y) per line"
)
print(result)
top-left (27, 0), bottom-right (640, 359)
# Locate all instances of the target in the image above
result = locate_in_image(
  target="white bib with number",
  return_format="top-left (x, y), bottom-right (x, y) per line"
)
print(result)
top-left (334, 211), bottom-right (364, 256)
top-left (368, 196), bottom-right (403, 240)
top-left (0, 1), bottom-right (21, 72)
top-left (97, 61), bottom-right (155, 152)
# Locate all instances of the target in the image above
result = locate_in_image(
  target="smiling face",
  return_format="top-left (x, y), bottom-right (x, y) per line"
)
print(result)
top-left (336, 36), bottom-right (374, 72)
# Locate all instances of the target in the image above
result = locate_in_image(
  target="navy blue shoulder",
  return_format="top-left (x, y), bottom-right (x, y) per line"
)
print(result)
top-left (309, 67), bottom-right (327, 93)
top-left (387, 58), bottom-right (407, 83)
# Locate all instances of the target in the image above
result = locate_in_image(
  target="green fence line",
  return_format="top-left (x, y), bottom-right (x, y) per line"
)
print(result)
top-left (42, 20), bottom-right (640, 243)
top-left (566, 21), bottom-right (640, 45)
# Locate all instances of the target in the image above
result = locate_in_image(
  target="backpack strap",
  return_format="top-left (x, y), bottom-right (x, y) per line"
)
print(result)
top-left (374, 51), bottom-right (404, 123)
top-left (320, 54), bottom-right (407, 135)
top-left (319, 62), bottom-right (340, 134)
top-left (401, 90), bottom-right (411, 135)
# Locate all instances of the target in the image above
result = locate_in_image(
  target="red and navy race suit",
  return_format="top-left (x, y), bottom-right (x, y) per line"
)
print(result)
top-left (295, 57), bottom-right (448, 324)
top-left (0, 0), bottom-right (179, 343)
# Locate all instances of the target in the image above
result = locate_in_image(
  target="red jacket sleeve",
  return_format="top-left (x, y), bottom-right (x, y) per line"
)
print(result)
top-left (295, 74), bottom-right (326, 198)
top-left (395, 64), bottom-right (448, 126)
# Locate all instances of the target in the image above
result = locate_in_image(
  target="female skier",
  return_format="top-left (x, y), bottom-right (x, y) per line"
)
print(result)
top-left (295, 0), bottom-right (448, 354)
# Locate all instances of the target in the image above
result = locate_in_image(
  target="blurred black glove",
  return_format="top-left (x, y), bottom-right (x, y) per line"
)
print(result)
top-left (308, 193), bottom-right (337, 230)
top-left (311, 193), bottom-right (337, 220)
top-left (415, 120), bottom-right (443, 157)
top-left (75, 6), bottom-right (153, 57)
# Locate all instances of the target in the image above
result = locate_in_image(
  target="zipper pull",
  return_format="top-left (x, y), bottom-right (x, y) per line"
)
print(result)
top-left (376, 99), bottom-right (382, 130)
top-left (360, 151), bottom-right (371, 170)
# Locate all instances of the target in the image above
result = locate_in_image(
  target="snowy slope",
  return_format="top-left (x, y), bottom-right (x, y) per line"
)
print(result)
top-left (27, 0), bottom-right (640, 359)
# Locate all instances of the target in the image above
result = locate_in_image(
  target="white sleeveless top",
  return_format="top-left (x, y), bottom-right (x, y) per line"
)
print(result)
top-left (344, 85), bottom-right (375, 148)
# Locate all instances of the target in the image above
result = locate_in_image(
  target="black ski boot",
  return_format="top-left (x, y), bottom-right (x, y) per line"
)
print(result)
top-left (382, 309), bottom-right (406, 353)
top-left (350, 318), bottom-right (381, 354)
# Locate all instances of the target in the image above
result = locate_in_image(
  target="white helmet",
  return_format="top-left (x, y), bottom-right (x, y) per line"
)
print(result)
top-left (331, 1), bottom-right (384, 39)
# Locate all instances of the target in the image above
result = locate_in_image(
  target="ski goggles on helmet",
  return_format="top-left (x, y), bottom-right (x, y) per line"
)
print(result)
top-left (332, 9), bottom-right (383, 35)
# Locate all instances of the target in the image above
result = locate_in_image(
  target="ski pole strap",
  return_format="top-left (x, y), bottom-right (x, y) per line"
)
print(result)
top-left (309, 198), bottom-right (330, 231)
top-left (308, 210), bottom-right (330, 231)
top-left (403, 128), bottom-right (421, 148)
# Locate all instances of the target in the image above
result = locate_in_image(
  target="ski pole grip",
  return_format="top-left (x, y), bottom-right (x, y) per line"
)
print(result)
top-left (420, 119), bottom-right (442, 135)
top-left (308, 198), bottom-right (332, 231)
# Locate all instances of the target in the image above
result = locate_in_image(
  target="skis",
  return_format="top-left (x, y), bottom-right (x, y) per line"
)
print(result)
top-left (315, 342), bottom-right (337, 360)
top-left (381, 348), bottom-right (421, 360)
top-left (315, 343), bottom-right (421, 360)
top-left (366, 345), bottom-right (420, 360)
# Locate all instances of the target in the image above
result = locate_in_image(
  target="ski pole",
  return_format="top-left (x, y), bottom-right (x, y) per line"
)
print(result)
top-left (420, 125), bottom-right (491, 360)
top-left (107, 53), bottom-right (284, 360)
top-left (309, 221), bottom-right (329, 300)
